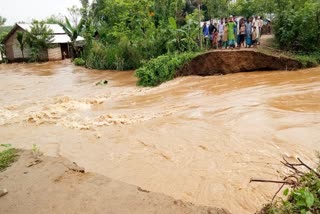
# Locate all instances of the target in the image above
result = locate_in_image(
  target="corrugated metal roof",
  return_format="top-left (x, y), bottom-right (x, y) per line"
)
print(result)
top-left (17, 23), bottom-right (66, 34)
top-left (16, 23), bottom-right (84, 44)
top-left (52, 35), bottom-right (84, 44)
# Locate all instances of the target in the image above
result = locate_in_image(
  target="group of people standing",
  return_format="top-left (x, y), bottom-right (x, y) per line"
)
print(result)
top-left (202, 16), bottom-right (264, 49)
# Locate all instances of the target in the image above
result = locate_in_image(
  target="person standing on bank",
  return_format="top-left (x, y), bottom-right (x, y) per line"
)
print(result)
top-left (203, 22), bottom-right (209, 48)
top-left (218, 18), bottom-right (224, 48)
top-left (258, 16), bottom-right (263, 44)
top-left (245, 17), bottom-right (253, 48)
top-left (227, 16), bottom-right (236, 49)
top-left (239, 19), bottom-right (246, 48)
top-left (209, 19), bottom-right (218, 49)
top-left (253, 16), bottom-right (260, 45)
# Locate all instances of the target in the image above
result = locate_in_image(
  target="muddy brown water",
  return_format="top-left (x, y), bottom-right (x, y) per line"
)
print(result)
top-left (0, 61), bottom-right (319, 213)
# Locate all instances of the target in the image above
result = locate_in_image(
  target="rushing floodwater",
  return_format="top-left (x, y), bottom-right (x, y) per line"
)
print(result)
top-left (0, 61), bottom-right (319, 213)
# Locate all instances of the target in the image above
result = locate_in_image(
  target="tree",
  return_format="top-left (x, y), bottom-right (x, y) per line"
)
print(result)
top-left (25, 20), bottom-right (54, 62)
top-left (273, 0), bottom-right (320, 52)
top-left (67, 5), bottom-right (81, 27)
top-left (44, 14), bottom-right (64, 24)
top-left (16, 31), bottom-right (26, 60)
top-left (0, 16), bottom-right (6, 26)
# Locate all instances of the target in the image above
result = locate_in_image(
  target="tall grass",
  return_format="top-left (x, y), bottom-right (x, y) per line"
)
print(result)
top-left (84, 41), bottom-right (144, 70)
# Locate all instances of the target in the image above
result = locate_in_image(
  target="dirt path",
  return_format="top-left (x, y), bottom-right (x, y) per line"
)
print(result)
top-left (0, 150), bottom-right (230, 214)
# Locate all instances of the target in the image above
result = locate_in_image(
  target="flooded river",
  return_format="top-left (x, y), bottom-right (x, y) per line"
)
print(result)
top-left (0, 61), bottom-right (319, 213)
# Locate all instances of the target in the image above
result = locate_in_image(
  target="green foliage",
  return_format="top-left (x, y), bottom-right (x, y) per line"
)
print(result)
top-left (82, 0), bottom-right (205, 71)
top-left (25, 20), bottom-right (54, 62)
top-left (203, 0), bottom-right (230, 19)
top-left (0, 146), bottom-right (18, 172)
top-left (273, 0), bottom-right (320, 53)
top-left (294, 52), bottom-right (320, 68)
top-left (31, 144), bottom-right (42, 157)
top-left (164, 10), bottom-right (202, 53)
top-left (85, 41), bottom-right (142, 70)
top-left (261, 163), bottom-right (320, 213)
top-left (73, 58), bottom-right (85, 66)
top-left (59, 16), bottom-right (84, 58)
top-left (0, 26), bottom-right (12, 62)
top-left (135, 52), bottom-right (198, 86)
top-left (44, 14), bottom-right (64, 24)
top-left (228, 0), bottom-right (276, 18)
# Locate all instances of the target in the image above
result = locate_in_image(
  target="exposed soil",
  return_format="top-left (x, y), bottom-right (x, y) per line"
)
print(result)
top-left (177, 50), bottom-right (303, 76)
top-left (0, 150), bottom-right (230, 214)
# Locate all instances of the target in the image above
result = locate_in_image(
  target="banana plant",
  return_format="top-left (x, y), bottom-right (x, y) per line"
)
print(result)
top-left (59, 17), bottom-right (84, 58)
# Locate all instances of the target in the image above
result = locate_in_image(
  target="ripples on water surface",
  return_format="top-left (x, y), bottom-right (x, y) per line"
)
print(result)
top-left (0, 61), bottom-right (319, 213)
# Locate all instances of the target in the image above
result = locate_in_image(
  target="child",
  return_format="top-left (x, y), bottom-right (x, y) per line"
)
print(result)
top-left (252, 26), bottom-right (257, 47)
top-left (212, 31), bottom-right (219, 49)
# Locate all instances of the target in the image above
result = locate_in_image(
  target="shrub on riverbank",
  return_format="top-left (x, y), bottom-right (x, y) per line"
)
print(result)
top-left (0, 146), bottom-right (18, 172)
top-left (73, 58), bottom-right (85, 66)
top-left (84, 41), bottom-right (143, 70)
top-left (135, 52), bottom-right (197, 87)
top-left (273, 0), bottom-right (320, 53)
top-left (258, 155), bottom-right (320, 214)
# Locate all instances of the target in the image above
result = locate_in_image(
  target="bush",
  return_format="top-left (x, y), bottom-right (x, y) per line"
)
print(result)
top-left (261, 173), bottom-right (320, 214)
top-left (84, 41), bottom-right (144, 70)
top-left (135, 52), bottom-right (197, 87)
top-left (259, 155), bottom-right (320, 214)
top-left (73, 58), bottom-right (85, 66)
top-left (273, 0), bottom-right (320, 53)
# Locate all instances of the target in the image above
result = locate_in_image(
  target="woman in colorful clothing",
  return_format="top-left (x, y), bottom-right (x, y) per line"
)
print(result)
top-left (245, 17), bottom-right (253, 48)
top-left (227, 16), bottom-right (236, 49)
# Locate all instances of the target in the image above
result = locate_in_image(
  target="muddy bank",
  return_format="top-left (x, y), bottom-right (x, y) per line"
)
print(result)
top-left (177, 50), bottom-right (303, 76)
top-left (0, 150), bottom-right (230, 214)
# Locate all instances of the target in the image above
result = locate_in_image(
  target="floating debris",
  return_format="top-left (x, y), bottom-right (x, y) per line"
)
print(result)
top-left (96, 80), bottom-right (108, 86)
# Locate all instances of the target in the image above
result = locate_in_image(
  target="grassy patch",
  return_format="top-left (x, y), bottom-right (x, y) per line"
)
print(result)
top-left (0, 148), bottom-right (19, 172)
top-left (258, 38), bottom-right (320, 68)
top-left (293, 53), bottom-right (320, 68)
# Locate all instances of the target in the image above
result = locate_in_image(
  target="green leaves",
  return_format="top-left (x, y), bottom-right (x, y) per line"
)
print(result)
top-left (24, 20), bottom-right (54, 62)
top-left (265, 171), bottom-right (320, 213)
top-left (283, 188), bottom-right (290, 196)
top-left (273, 0), bottom-right (320, 52)
top-left (135, 52), bottom-right (197, 86)
top-left (293, 188), bottom-right (315, 209)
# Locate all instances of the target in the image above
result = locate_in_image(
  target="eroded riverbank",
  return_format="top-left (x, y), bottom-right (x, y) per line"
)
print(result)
top-left (0, 61), bottom-right (319, 213)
